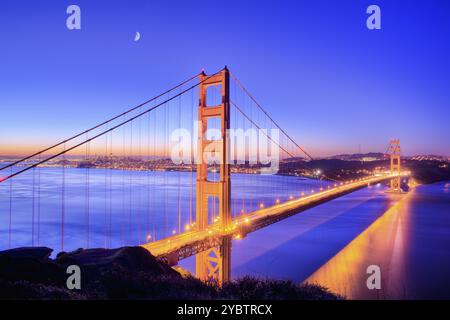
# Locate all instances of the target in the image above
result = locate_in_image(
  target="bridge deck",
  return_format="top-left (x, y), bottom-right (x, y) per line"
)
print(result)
top-left (141, 174), bottom-right (399, 264)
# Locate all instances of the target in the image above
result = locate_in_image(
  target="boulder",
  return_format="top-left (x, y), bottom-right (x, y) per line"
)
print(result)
top-left (0, 247), bottom-right (65, 286)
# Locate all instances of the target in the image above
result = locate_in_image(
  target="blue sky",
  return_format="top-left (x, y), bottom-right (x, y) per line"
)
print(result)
top-left (0, 0), bottom-right (449, 156)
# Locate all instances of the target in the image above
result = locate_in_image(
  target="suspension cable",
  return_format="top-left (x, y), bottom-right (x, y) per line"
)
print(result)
top-left (0, 73), bottom-right (201, 172)
top-left (0, 69), bottom-right (224, 183)
top-left (230, 72), bottom-right (342, 182)
top-left (231, 100), bottom-right (340, 182)
top-left (230, 72), bottom-right (314, 161)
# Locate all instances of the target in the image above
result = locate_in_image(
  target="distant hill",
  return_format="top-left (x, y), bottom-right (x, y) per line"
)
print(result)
top-left (327, 152), bottom-right (385, 161)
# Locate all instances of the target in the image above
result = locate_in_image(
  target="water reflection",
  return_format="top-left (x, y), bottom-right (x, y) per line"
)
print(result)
top-left (183, 182), bottom-right (450, 300)
top-left (306, 192), bottom-right (410, 299)
top-left (306, 182), bottom-right (450, 299)
top-left (181, 185), bottom-right (396, 282)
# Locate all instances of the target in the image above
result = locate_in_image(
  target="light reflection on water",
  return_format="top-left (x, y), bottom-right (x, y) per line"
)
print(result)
top-left (307, 182), bottom-right (450, 299)
top-left (181, 182), bottom-right (450, 299)
top-left (180, 183), bottom-right (397, 281)
top-left (306, 191), bottom-right (410, 299)
top-left (227, 183), bottom-right (450, 299)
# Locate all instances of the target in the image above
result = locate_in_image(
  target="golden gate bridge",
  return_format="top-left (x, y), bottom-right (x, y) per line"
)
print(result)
top-left (0, 67), bottom-right (406, 284)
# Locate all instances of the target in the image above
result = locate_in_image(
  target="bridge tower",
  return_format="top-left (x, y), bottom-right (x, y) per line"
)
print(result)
top-left (195, 68), bottom-right (231, 284)
top-left (389, 139), bottom-right (401, 192)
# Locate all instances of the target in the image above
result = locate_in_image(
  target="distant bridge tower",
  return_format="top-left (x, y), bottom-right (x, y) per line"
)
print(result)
top-left (195, 68), bottom-right (231, 284)
top-left (389, 139), bottom-right (401, 192)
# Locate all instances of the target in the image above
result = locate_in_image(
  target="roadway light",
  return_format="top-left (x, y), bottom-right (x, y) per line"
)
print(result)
top-left (289, 195), bottom-right (293, 200)
top-left (172, 230), bottom-right (176, 235)
top-left (185, 224), bottom-right (190, 231)
top-left (146, 234), bottom-right (151, 241)
top-left (259, 203), bottom-right (264, 208)
top-left (276, 199), bottom-right (280, 204)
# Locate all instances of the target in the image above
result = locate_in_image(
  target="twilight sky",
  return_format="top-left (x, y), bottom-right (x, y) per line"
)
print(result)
top-left (0, 0), bottom-right (449, 156)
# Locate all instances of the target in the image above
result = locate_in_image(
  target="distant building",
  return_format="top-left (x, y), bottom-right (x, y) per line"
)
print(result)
top-left (361, 157), bottom-right (378, 162)
top-left (411, 155), bottom-right (448, 162)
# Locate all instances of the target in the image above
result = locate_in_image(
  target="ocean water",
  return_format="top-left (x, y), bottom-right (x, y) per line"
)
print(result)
top-left (306, 181), bottom-right (450, 299)
top-left (0, 166), bottom-right (330, 252)
top-left (2, 166), bottom-right (448, 299)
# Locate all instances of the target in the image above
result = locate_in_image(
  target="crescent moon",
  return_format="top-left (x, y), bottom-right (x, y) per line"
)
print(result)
top-left (134, 32), bottom-right (141, 42)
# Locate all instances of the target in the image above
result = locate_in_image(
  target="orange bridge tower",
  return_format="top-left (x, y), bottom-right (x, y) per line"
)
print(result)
top-left (195, 68), bottom-right (231, 284)
top-left (389, 139), bottom-right (401, 192)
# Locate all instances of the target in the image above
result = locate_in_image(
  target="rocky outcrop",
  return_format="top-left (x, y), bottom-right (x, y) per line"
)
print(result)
top-left (0, 247), bottom-right (65, 287)
top-left (0, 246), bottom-right (341, 300)
top-left (0, 246), bottom-right (212, 299)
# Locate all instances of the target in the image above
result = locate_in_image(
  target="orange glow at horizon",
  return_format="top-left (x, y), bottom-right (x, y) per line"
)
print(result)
top-left (0, 144), bottom-right (172, 158)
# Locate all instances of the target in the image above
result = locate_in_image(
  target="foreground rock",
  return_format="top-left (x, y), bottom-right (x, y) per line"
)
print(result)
top-left (0, 247), bottom-right (341, 300)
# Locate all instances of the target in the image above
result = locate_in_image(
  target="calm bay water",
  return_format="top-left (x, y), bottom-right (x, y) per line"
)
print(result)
top-left (1, 166), bottom-right (449, 299)
top-left (0, 166), bottom-right (330, 251)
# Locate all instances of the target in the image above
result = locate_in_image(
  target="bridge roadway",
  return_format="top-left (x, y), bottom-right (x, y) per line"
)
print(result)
top-left (141, 174), bottom-right (401, 265)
